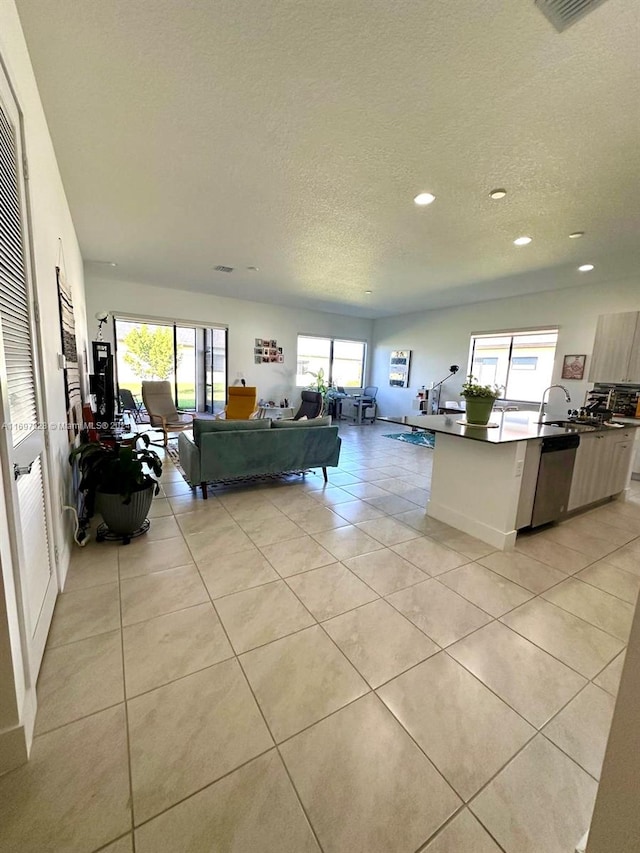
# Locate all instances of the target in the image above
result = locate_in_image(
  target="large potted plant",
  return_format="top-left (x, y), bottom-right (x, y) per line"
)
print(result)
top-left (70, 434), bottom-right (162, 543)
top-left (306, 368), bottom-right (329, 414)
top-left (461, 375), bottom-right (502, 425)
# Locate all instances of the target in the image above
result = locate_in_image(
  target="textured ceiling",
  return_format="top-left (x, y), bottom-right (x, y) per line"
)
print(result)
top-left (15, 0), bottom-right (640, 318)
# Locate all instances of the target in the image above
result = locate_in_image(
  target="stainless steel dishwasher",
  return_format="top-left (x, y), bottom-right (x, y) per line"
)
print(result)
top-left (531, 434), bottom-right (581, 527)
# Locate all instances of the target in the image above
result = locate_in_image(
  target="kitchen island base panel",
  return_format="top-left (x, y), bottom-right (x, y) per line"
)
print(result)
top-left (428, 433), bottom-right (528, 552)
top-left (427, 499), bottom-right (518, 551)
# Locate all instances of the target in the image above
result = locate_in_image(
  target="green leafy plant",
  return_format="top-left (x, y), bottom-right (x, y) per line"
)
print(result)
top-left (460, 375), bottom-right (503, 399)
top-left (306, 367), bottom-right (329, 396)
top-left (70, 434), bottom-right (162, 517)
top-left (122, 324), bottom-right (181, 380)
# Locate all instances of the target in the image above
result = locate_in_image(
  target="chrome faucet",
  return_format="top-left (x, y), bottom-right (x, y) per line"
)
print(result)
top-left (538, 385), bottom-right (571, 421)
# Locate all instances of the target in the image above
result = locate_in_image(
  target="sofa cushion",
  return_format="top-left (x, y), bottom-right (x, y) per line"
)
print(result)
top-left (193, 417), bottom-right (270, 447)
top-left (271, 416), bottom-right (332, 429)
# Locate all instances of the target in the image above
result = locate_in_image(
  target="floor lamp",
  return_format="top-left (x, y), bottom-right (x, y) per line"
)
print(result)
top-left (429, 365), bottom-right (460, 413)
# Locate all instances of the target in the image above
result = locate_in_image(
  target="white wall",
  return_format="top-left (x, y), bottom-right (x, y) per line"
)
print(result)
top-left (85, 275), bottom-right (374, 406)
top-left (372, 277), bottom-right (640, 421)
top-left (0, 0), bottom-right (87, 768)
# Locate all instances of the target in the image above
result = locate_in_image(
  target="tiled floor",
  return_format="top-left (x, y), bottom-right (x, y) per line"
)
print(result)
top-left (1, 422), bottom-right (638, 853)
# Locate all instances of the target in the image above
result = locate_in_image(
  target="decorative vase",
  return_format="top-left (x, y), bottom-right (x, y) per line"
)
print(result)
top-left (463, 396), bottom-right (495, 426)
top-left (95, 484), bottom-right (154, 537)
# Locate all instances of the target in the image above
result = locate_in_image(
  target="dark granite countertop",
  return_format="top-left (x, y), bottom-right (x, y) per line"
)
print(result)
top-left (377, 413), bottom-right (640, 445)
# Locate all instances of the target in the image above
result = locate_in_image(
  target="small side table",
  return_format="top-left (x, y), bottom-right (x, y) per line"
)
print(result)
top-left (257, 406), bottom-right (295, 420)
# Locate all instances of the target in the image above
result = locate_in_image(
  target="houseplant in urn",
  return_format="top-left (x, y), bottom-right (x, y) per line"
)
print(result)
top-left (70, 434), bottom-right (162, 544)
top-left (460, 375), bottom-right (502, 425)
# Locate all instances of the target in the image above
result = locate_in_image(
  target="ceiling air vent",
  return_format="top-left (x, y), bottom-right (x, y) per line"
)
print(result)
top-left (535, 0), bottom-right (611, 32)
top-left (213, 265), bottom-right (234, 273)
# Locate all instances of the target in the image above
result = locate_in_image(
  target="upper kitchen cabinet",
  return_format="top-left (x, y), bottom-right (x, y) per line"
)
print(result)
top-left (588, 311), bottom-right (640, 383)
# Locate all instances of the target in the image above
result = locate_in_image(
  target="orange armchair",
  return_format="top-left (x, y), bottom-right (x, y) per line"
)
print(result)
top-left (217, 386), bottom-right (258, 420)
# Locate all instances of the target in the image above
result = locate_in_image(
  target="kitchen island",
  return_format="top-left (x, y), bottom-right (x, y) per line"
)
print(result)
top-left (391, 413), bottom-right (639, 551)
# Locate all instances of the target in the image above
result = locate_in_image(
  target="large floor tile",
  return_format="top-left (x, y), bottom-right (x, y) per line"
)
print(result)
top-left (184, 523), bottom-right (255, 561)
top-left (215, 580), bottom-right (315, 652)
top-left (422, 808), bottom-right (503, 852)
top-left (147, 497), bottom-right (173, 518)
top-left (430, 529), bottom-right (495, 561)
top-left (340, 482), bottom-right (389, 500)
top-left (287, 505), bottom-right (350, 534)
top-left (323, 599), bottom-right (438, 688)
top-left (448, 622), bottom-right (587, 728)
top-left (174, 504), bottom-right (232, 536)
top-left (364, 494), bottom-right (420, 515)
top-left (344, 548), bottom-right (428, 595)
top-left (355, 516), bottom-right (421, 546)
top-left (560, 514), bottom-right (637, 546)
top-left (309, 486), bottom-right (359, 508)
top-left (438, 563), bottom-right (533, 617)
top-left (198, 547), bottom-right (279, 597)
top-left (542, 577), bottom-right (634, 641)
top-left (142, 515), bottom-right (183, 542)
top-left (594, 650), bottom-right (626, 696)
top-left (286, 562), bottom-right (378, 621)
top-left (47, 583), bottom-right (120, 648)
top-left (100, 835), bottom-right (133, 853)
top-left (36, 630), bottom-right (123, 734)
top-left (123, 603), bottom-right (233, 697)
top-left (500, 597), bottom-right (623, 678)
top-left (387, 579), bottom-right (492, 647)
top-left (0, 706), bottom-right (130, 853)
top-left (333, 499), bottom-right (385, 523)
top-left (543, 683), bottom-right (615, 779)
top-left (379, 653), bottom-right (534, 801)
top-left (120, 564), bottom-right (208, 626)
top-left (470, 736), bottom-right (597, 853)
top-left (128, 659), bottom-right (273, 823)
top-left (118, 534), bottom-right (193, 578)
top-left (542, 525), bottom-right (618, 561)
top-left (239, 513), bottom-right (304, 546)
top-left (392, 510), bottom-right (452, 537)
top-left (240, 625), bottom-right (368, 741)
top-left (280, 694), bottom-right (461, 853)
top-left (391, 537), bottom-right (469, 576)
top-left (478, 550), bottom-right (567, 593)
top-left (64, 547), bottom-right (119, 591)
top-left (514, 534), bottom-right (592, 574)
top-left (602, 537), bottom-right (640, 576)
top-left (135, 751), bottom-right (320, 853)
top-left (260, 535), bottom-right (337, 577)
top-left (312, 525), bottom-right (385, 561)
top-left (577, 560), bottom-right (640, 604)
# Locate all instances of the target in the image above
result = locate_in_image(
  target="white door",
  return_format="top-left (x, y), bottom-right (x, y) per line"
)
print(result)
top-left (0, 69), bottom-right (57, 680)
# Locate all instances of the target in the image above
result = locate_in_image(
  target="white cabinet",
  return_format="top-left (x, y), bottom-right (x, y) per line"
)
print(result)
top-left (568, 429), bottom-right (636, 511)
top-left (589, 312), bottom-right (640, 384)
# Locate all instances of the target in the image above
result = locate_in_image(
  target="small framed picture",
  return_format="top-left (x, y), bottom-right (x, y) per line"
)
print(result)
top-left (262, 356), bottom-right (269, 363)
top-left (561, 354), bottom-right (586, 380)
top-left (277, 354), bottom-right (284, 363)
top-left (254, 347), bottom-right (262, 356)
top-left (254, 355), bottom-right (262, 364)
top-left (262, 347), bottom-right (269, 357)
top-left (277, 347), bottom-right (283, 354)
top-left (254, 338), bottom-right (263, 347)
top-left (270, 339), bottom-right (277, 348)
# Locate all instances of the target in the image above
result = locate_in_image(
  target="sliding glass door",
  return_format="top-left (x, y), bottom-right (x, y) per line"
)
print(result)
top-left (114, 317), bottom-right (227, 413)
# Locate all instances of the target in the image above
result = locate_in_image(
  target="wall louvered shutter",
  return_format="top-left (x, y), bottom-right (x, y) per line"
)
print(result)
top-left (0, 103), bottom-right (37, 445)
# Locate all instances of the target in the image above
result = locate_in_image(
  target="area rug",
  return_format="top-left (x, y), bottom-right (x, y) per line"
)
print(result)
top-left (383, 431), bottom-right (435, 448)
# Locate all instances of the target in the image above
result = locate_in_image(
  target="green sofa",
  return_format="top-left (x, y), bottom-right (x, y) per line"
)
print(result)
top-left (178, 416), bottom-right (342, 498)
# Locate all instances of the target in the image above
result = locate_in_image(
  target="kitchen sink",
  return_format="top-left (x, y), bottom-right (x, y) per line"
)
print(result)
top-left (538, 419), bottom-right (597, 433)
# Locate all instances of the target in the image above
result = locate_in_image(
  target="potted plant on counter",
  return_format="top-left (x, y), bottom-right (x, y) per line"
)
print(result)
top-left (461, 375), bottom-right (503, 425)
top-left (70, 434), bottom-right (162, 544)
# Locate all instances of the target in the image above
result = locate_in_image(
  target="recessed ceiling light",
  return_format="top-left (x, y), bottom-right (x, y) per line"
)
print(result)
top-left (489, 189), bottom-right (507, 199)
top-left (578, 263), bottom-right (594, 272)
top-left (247, 266), bottom-right (259, 271)
top-left (513, 236), bottom-right (532, 246)
top-left (569, 231), bottom-right (585, 239)
top-left (364, 290), bottom-right (372, 295)
top-left (87, 259), bottom-right (117, 267)
top-left (414, 192), bottom-right (436, 206)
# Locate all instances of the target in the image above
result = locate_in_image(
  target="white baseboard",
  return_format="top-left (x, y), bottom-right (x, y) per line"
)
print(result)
top-left (0, 686), bottom-right (36, 776)
top-left (427, 500), bottom-right (517, 551)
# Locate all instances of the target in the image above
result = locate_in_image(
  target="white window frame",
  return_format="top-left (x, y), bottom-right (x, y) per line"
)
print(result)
top-left (296, 334), bottom-right (367, 388)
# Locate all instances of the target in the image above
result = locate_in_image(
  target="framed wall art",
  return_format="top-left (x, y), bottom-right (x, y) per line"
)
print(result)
top-left (389, 350), bottom-right (411, 387)
top-left (561, 354), bottom-right (586, 380)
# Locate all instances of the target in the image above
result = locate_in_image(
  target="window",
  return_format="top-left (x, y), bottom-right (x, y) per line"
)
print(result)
top-left (296, 335), bottom-right (366, 387)
top-left (469, 329), bottom-right (558, 402)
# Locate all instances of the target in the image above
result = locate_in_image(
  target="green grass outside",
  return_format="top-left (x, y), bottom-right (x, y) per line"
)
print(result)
top-left (119, 381), bottom-right (226, 412)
